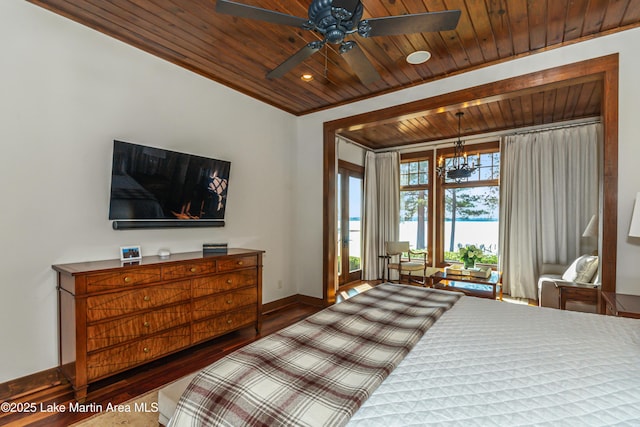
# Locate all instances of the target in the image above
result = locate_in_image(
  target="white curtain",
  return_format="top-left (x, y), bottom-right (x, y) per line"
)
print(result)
top-left (499, 123), bottom-right (600, 299)
top-left (362, 151), bottom-right (400, 280)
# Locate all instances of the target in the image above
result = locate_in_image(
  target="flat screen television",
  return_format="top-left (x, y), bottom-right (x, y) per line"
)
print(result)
top-left (108, 140), bottom-right (230, 229)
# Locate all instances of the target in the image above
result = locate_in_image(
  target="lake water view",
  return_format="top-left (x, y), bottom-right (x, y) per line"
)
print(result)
top-left (402, 219), bottom-right (499, 254)
top-left (347, 219), bottom-right (499, 259)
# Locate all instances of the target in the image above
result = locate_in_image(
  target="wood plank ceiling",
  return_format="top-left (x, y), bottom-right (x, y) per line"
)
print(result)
top-left (338, 77), bottom-right (603, 149)
top-left (27, 0), bottom-right (639, 149)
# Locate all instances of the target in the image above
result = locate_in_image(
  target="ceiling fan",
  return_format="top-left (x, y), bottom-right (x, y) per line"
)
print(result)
top-left (215, 0), bottom-right (461, 85)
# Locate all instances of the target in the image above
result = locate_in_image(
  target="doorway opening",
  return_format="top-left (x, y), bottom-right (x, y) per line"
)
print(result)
top-left (337, 160), bottom-right (364, 287)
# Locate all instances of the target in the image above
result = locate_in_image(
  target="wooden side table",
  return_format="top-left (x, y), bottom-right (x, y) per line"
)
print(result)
top-left (601, 292), bottom-right (640, 318)
top-left (555, 282), bottom-right (599, 310)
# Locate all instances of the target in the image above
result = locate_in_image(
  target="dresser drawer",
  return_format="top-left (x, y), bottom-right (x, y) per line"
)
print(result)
top-left (192, 270), bottom-right (257, 298)
top-left (192, 288), bottom-right (257, 321)
top-left (86, 267), bottom-right (161, 292)
top-left (162, 261), bottom-right (216, 280)
top-left (86, 281), bottom-right (190, 322)
top-left (86, 303), bottom-right (191, 352)
top-left (86, 325), bottom-right (190, 381)
top-left (217, 256), bottom-right (257, 272)
top-left (192, 307), bottom-right (257, 344)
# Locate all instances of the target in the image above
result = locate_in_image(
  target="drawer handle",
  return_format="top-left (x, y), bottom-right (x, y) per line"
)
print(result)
top-left (227, 319), bottom-right (232, 324)
top-left (123, 276), bottom-right (131, 283)
top-left (143, 321), bottom-right (150, 328)
top-left (143, 296), bottom-right (150, 302)
top-left (190, 267), bottom-right (197, 273)
top-left (237, 261), bottom-right (244, 266)
top-left (143, 347), bottom-right (150, 353)
top-left (226, 279), bottom-right (233, 284)
top-left (226, 300), bottom-right (233, 304)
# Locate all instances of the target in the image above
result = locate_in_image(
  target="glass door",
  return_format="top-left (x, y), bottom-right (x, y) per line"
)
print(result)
top-left (337, 161), bottom-right (364, 286)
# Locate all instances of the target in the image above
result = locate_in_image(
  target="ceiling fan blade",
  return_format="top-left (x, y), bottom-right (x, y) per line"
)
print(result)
top-left (362, 10), bottom-right (461, 37)
top-left (266, 42), bottom-right (323, 80)
top-left (216, 0), bottom-right (308, 28)
top-left (340, 41), bottom-right (381, 86)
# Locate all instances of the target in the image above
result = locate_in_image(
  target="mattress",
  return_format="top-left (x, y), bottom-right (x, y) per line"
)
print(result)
top-left (347, 296), bottom-right (640, 426)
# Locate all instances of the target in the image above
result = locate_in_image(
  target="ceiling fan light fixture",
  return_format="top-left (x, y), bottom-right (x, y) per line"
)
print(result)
top-left (406, 50), bottom-right (431, 65)
top-left (215, 0), bottom-right (460, 84)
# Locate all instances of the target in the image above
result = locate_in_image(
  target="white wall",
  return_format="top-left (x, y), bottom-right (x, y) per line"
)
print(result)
top-left (337, 138), bottom-right (365, 166)
top-left (0, 1), bottom-right (297, 382)
top-left (293, 27), bottom-right (640, 299)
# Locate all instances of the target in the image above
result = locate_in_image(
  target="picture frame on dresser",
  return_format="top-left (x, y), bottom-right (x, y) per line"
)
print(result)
top-left (120, 245), bottom-right (141, 261)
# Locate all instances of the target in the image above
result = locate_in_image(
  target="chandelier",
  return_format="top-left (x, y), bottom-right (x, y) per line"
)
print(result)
top-left (436, 112), bottom-right (478, 182)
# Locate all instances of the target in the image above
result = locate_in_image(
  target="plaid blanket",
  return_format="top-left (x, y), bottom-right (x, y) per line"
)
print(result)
top-left (170, 284), bottom-right (461, 427)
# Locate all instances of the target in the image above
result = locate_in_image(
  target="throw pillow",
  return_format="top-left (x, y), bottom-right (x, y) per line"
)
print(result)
top-left (561, 255), bottom-right (599, 283)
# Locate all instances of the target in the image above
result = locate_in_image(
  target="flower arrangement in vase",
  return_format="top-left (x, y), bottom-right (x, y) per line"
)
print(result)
top-left (459, 245), bottom-right (483, 269)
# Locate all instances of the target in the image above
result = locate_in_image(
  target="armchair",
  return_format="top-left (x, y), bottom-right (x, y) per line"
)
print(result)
top-left (538, 255), bottom-right (599, 313)
top-left (385, 241), bottom-right (428, 286)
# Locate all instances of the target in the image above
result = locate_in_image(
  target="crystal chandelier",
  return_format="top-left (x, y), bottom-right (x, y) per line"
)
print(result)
top-left (436, 112), bottom-right (478, 182)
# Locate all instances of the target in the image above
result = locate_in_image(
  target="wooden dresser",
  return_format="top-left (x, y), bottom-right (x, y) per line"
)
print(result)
top-left (53, 248), bottom-right (263, 401)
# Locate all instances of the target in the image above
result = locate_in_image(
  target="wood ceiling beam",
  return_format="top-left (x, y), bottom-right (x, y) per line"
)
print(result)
top-left (332, 71), bottom-right (604, 133)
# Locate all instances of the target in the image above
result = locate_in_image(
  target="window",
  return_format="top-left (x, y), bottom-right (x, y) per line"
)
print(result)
top-left (437, 144), bottom-right (500, 266)
top-left (400, 145), bottom-right (499, 267)
top-left (399, 155), bottom-right (432, 260)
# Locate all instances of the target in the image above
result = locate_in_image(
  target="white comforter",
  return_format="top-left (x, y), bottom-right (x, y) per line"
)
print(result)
top-left (348, 296), bottom-right (640, 426)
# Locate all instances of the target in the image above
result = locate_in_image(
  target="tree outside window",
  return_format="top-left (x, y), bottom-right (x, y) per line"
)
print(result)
top-left (400, 159), bottom-right (430, 256)
top-left (441, 150), bottom-right (500, 266)
top-left (399, 146), bottom-right (499, 267)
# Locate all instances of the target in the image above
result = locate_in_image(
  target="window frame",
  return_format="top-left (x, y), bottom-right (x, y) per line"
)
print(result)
top-left (435, 141), bottom-right (500, 267)
top-left (399, 152), bottom-right (434, 264)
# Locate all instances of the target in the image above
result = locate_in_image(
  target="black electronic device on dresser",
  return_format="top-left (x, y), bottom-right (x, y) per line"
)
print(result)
top-left (109, 140), bottom-right (231, 229)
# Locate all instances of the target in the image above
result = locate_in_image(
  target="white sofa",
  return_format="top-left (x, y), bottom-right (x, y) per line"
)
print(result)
top-left (538, 255), bottom-right (599, 313)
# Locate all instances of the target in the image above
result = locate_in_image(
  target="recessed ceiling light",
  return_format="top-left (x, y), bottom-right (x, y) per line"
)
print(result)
top-left (406, 50), bottom-right (432, 65)
top-left (301, 73), bottom-right (314, 82)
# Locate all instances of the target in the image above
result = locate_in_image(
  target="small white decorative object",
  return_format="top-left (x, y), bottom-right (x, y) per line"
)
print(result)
top-left (158, 248), bottom-right (171, 258)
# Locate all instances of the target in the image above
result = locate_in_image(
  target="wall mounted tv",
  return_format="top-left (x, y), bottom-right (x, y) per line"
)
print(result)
top-left (108, 140), bottom-right (230, 230)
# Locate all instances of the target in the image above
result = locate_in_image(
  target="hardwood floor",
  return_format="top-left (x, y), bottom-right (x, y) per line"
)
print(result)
top-left (0, 303), bottom-right (321, 427)
top-left (337, 281), bottom-right (376, 302)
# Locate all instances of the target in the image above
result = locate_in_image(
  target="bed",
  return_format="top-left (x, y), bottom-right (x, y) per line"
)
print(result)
top-left (167, 284), bottom-right (640, 426)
